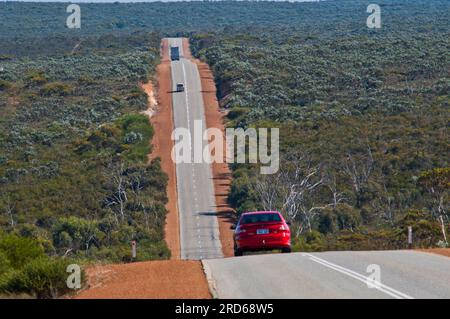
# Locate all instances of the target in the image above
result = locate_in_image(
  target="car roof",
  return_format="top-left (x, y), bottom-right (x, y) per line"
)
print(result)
top-left (241, 211), bottom-right (281, 216)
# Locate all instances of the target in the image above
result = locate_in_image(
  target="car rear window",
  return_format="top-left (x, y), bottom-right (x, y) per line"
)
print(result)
top-left (240, 213), bottom-right (282, 224)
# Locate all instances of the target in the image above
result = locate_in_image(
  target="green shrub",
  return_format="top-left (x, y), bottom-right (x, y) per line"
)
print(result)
top-left (85, 240), bottom-right (170, 263)
top-left (396, 211), bottom-right (443, 248)
top-left (16, 223), bottom-right (40, 239)
top-left (0, 234), bottom-right (45, 268)
top-left (228, 174), bottom-right (258, 213)
top-left (318, 204), bottom-right (361, 234)
top-left (0, 251), bottom-right (11, 276)
top-left (127, 87), bottom-right (146, 100)
top-left (52, 216), bottom-right (102, 253)
top-left (0, 257), bottom-right (82, 299)
top-left (329, 232), bottom-right (364, 250)
top-left (134, 240), bottom-right (171, 261)
top-left (293, 231), bottom-right (326, 252)
top-left (40, 82), bottom-right (73, 96)
top-left (26, 70), bottom-right (47, 85)
top-left (0, 80), bottom-right (12, 91)
top-left (227, 107), bottom-right (249, 120)
top-left (116, 113), bottom-right (154, 162)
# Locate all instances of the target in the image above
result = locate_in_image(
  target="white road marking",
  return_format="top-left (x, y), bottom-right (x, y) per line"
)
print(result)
top-left (304, 253), bottom-right (414, 299)
top-left (181, 61), bottom-right (193, 163)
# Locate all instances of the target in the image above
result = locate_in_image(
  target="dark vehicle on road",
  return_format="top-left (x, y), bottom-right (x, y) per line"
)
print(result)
top-left (170, 46), bottom-right (180, 61)
top-left (176, 83), bottom-right (184, 92)
top-left (232, 211), bottom-right (291, 256)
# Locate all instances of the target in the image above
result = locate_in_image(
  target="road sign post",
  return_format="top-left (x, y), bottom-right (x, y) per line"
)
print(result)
top-left (439, 215), bottom-right (448, 246)
top-left (407, 226), bottom-right (413, 249)
top-left (131, 240), bottom-right (137, 261)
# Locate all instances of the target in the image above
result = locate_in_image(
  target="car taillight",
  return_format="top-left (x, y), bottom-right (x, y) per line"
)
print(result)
top-left (235, 226), bottom-right (246, 234)
top-left (279, 224), bottom-right (288, 231)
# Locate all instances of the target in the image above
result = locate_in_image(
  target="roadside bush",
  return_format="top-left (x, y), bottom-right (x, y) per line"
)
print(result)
top-left (88, 240), bottom-right (170, 263)
top-left (292, 231), bottom-right (326, 252)
top-left (0, 251), bottom-right (11, 275)
top-left (228, 173), bottom-right (258, 214)
top-left (0, 234), bottom-right (45, 268)
top-left (318, 204), bottom-right (361, 234)
top-left (52, 216), bottom-right (103, 253)
top-left (328, 230), bottom-right (396, 251)
top-left (396, 211), bottom-right (443, 248)
top-left (134, 240), bottom-right (171, 261)
top-left (0, 257), bottom-right (82, 299)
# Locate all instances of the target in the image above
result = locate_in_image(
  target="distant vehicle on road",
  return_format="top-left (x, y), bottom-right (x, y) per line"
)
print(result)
top-left (170, 46), bottom-right (180, 61)
top-left (176, 83), bottom-right (184, 92)
top-left (232, 211), bottom-right (291, 256)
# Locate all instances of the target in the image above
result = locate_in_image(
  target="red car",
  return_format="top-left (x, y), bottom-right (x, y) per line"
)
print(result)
top-left (232, 211), bottom-right (291, 256)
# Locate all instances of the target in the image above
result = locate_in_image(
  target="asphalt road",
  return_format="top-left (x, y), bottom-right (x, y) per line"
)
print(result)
top-left (203, 250), bottom-right (450, 298)
top-left (168, 38), bottom-right (223, 260)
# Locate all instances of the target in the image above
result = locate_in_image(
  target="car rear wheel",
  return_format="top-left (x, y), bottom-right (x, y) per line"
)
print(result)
top-left (281, 247), bottom-right (291, 253)
top-left (234, 248), bottom-right (243, 257)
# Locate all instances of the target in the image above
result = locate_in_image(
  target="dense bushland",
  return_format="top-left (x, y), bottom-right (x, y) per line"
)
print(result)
top-left (190, 0), bottom-right (449, 250)
top-left (0, 26), bottom-right (170, 289)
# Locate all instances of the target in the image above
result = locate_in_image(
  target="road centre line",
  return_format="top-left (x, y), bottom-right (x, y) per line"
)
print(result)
top-left (181, 61), bottom-right (191, 153)
top-left (304, 253), bottom-right (414, 299)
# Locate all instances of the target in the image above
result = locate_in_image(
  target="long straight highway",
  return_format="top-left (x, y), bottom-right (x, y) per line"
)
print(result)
top-left (168, 38), bottom-right (223, 260)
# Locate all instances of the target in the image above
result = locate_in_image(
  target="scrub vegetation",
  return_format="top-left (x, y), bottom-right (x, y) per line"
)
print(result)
top-left (190, 0), bottom-right (450, 251)
top-left (0, 11), bottom-right (168, 297)
top-left (0, 0), bottom-right (448, 297)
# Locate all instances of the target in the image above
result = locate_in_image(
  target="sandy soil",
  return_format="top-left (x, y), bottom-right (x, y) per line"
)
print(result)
top-left (75, 260), bottom-right (211, 299)
top-left (140, 82), bottom-right (157, 118)
top-left (183, 38), bottom-right (236, 257)
top-left (418, 248), bottom-right (450, 258)
top-left (148, 39), bottom-right (180, 259)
